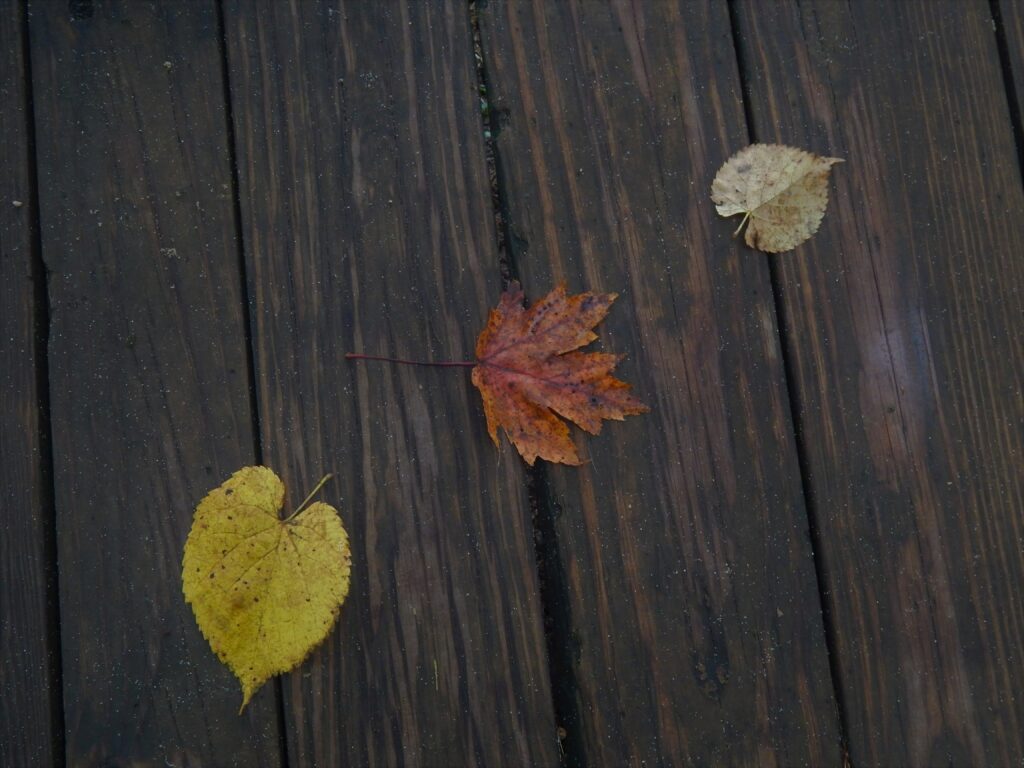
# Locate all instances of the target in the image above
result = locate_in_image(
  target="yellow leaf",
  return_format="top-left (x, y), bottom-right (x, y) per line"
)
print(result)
top-left (711, 143), bottom-right (842, 253)
top-left (182, 467), bottom-right (351, 712)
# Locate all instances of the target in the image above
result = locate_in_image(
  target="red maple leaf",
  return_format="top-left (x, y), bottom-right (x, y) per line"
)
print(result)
top-left (470, 282), bottom-right (648, 465)
top-left (347, 281), bottom-right (648, 465)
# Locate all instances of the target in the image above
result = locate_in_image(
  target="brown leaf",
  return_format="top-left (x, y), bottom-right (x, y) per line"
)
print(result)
top-left (471, 282), bottom-right (649, 465)
top-left (711, 143), bottom-right (842, 253)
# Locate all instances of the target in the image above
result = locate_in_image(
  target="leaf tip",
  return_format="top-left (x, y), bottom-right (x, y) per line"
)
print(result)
top-left (238, 678), bottom-right (257, 714)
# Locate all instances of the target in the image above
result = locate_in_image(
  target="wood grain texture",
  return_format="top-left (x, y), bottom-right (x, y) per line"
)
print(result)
top-left (28, 1), bottom-right (281, 763)
top-left (222, 2), bottom-right (558, 766)
top-left (0, 3), bottom-right (60, 764)
top-left (732, 1), bottom-right (1024, 764)
top-left (479, 2), bottom-right (840, 764)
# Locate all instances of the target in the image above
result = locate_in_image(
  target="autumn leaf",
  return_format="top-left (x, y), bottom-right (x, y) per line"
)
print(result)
top-left (346, 282), bottom-right (648, 466)
top-left (712, 143), bottom-right (842, 253)
top-left (182, 467), bottom-right (351, 712)
top-left (471, 282), bottom-right (648, 465)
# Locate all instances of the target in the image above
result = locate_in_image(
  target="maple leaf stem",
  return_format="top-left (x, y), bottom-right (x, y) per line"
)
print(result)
top-left (344, 352), bottom-right (476, 368)
top-left (285, 473), bottom-right (333, 522)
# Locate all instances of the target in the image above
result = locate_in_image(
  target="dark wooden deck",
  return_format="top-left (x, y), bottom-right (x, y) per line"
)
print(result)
top-left (3, 1), bottom-right (1023, 766)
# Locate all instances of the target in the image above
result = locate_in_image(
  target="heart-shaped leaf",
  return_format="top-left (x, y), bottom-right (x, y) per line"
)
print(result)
top-left (182, 467), bottom-right (350, 711)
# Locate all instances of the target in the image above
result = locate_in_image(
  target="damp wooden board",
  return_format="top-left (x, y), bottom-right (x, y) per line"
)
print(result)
top-left (0, 2), bottom-right (60, 763)
top-left (221, 2), bottom-right (558, 765)
top-left (27, 2), bottom-right (282, 763)
top-left (6, 0), bottom-right (1024, 764)
top-left (478, 2), bottom-right (842, 764)
top-left (731, 1), bottom-right (1024, 764)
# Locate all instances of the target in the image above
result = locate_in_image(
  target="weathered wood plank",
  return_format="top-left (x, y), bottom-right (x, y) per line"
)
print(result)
top-left (479, 2), bottom-right (840, 764)
top-left (732, 1), bottom-right (1024, 764)
top-left (0, 3), bottom-right (60, 764)
top-left (223, 2), bottom-right (558, 765)
top-left (28, 1), bottom-right (281, 763)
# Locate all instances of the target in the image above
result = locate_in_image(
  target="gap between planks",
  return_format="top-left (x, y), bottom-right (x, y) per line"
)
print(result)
top-left (725, 0), bottom-right (853, 762)
top-left (213, 0), bottom-right (289, 765)
top-left (468, 3), bottom-right (583, 766)
top-left (989, 0), bottom-right (1024, 185)
top-left (19, 0), bottom-right (66, 759)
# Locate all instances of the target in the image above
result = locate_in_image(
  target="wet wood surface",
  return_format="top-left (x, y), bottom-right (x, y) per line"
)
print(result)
top-left (477, 2), bottom-right (841, 765)
top-left (222, 2), bottom-right (556, 765)
top-left (27, 2), bottom-right (281, 764)
top-left (4, 0), bottom-right (1023, 765)
top-left (0, 3), bottom-right (60, 764)
top-left (732, 1), bottom-right (1024, 764)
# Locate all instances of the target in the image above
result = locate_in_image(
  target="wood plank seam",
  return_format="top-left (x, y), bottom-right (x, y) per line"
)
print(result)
top-left (22, 26), bottom-right (66, 768)
top-left (469, 4), bottom-right (584, 765)
top-left (29, 1), bottom-right (284, 759)
top-left (221, 2), bottom-right (559, 762)
top-left (4, 0), bottom-right (65, 761)
top-left (730, 1), bottom-right (1024, 762)
top-left (212, 1), bottom-right (290, 765)
top-left (470, 1), bottom-right (516, 291)
top-left (991, 0), bottom-right (1024, 186)
top-left (477, 1), bottom-right (842, 763)
top-left (724, 1), bottom-right (854, 762)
